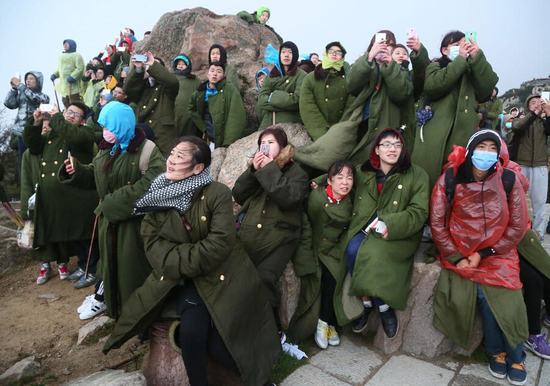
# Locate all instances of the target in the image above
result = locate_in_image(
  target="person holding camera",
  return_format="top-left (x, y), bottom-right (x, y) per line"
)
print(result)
top-left (51, 39), bottom-right (85, 108)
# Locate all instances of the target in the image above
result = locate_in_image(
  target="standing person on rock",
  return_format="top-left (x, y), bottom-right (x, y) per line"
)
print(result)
top-left (22, 102), bottom-right (99, 286)
top-left (188, 62), bottom-right (246, 150)
top-left (233, 127), bottom-right (309, 342)
top-left (254, 67), bottom-right (270, 126)
top-left (344, 128), bottom-right (429, 338)
top-left (172, 54), bottom-right (201, 137)
top-left (104, 137), bottom-right (281, 386)
top-left (51, 39), bottom-right (85, 108)
top-left (431, 129), bottom-right (529, 386)
top-left (124, 52), bottom-right (179, 157)
top-left (208, 44), bottom-right (240, 88)
top-left (4, 70), bottom-right (50, 176)
top-left (411, 30), bottom-right (498, 190)
top-left (258, 41), bottom-right (307, 130)
top-left (237, 6), bottom-right (283, 45)
top-left (300, 42), bottom-right (353, 141)
top-left (59, 101), bottom-right (166, 319)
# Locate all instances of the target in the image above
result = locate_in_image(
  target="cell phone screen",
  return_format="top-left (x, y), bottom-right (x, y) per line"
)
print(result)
top-left (375, 33), bottom-right (386, 42)
top-left (407, 28), bottom-right (417, 39)
top-left (260, 144), bottom-right (270, 156)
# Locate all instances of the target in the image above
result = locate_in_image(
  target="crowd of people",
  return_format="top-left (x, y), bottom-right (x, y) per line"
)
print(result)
top-left (2, 6), bottom-right (550, 386)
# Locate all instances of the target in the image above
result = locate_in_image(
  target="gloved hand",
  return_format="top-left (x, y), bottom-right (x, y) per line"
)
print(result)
top-left (67, 76), bottom-right (76, 84)
top-left (50, 74), bottom-right (57, 81)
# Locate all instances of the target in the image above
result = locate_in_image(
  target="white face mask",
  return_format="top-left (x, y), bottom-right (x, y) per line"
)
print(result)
top-left (448, 46), bottom-right (460, 61)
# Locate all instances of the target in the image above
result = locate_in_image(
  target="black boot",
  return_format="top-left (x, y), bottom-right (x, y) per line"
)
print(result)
top-left (379, 307), bottom-right (398, 339)
top-left (352, 306), bottom-right (372, 333)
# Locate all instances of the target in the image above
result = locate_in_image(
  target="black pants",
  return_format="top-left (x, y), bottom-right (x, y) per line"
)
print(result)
top-left (73, 239), bottom-right (99, 276)
top-left (519, 257), bottom-right (550, 335)
top-left (319, 263), bottom-right (337, 326)
top-left (176, 285), bottom-right (239, 386)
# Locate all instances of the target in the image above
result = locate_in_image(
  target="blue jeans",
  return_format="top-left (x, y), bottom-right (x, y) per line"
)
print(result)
top-left (477, 284), bottom-right (525, 363)
top-left (345, 232), bottom-right (385, 307)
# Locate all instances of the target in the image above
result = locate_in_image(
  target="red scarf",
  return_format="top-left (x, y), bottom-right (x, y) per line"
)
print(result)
top-left (326, 185), bottom-right (349, 203)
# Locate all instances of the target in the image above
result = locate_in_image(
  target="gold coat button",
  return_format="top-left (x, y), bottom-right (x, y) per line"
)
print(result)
top-left (149, 120), bottom-right (153, 124)
top-left (340, 97), bottom-right (343, 100)
top-left (341, 85), bottom-right (345, 89)
top-left (48, 140), bottom-right (52, 144)
top-left (51, 172), bottom-right (55, 177)
top-left (325, 203), bottom-right (329, 208)
top-left (359, 196), bottom-right (362, 199)
top-left (465, 96), bottom-right (469, 100)
top-left (41, 173), bottom-right (45, 178)
top-left (398, 184), bottom-right (403, 189)
top-left (201, 216), bottom-right (207, 222)
top-left (375, 127), bottom-right (378, 131)
top-left (531, 239), bottom-right (535, 243)
top-left (393, 201), bottom-right (398, 205)
top-left (131, 162), bottom-right (136, 166)
top-left (220, 89), bottom-right (224, 92)
top-left (353, 212), bottom-right (356, 216)
top-left (257, 224), bottom-right (262, 229)
top-left (339, 110), bottom-right (343, 113)
top-left (326, 85), bottom-right (329, 88)
top-left (59, 149), bottom-right (63, 153)
top-left (154, 98), bottom-right (157, 102)
top-left (54, 161), bottom-right (58, 165)
top-left (220, 275), bottom-right (225, 281)
top-left (160, 276), bottom-right (164, 281)
top-left (42, 162), bottom-right (46, 166)
top-left (342, 75), bottom-right (345, 78)
top-left (322, 237), bottom-right (327, 241)
top-left (201, 195), bottom-right (205, 200)
top-left (155, 88), bottom-right (159, 91)
top-left (286, 79), bottom-right (289, 83)
top-left (143, 105), bottom-right (147, 109)
top-left (325, 98), bottom-right (329, 102)
top-left (464, 109), bottom-right (468, 113)
top-left (127, 181), bottom-right (131, 185)
top-left (151, 110), bottom-right (155, 114)
top-left (262, 210), bottom-right (266, 214)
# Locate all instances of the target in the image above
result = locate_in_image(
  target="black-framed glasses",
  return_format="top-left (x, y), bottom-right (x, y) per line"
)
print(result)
top-left (66, 109), bottom-right (83, 119)
top-left (327, 49), bottom-right (343, 56)
top-left (378, 141), bottom-right (403, 148)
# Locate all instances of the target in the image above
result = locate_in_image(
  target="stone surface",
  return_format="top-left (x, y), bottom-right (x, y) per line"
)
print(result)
top-left (540, 354), bottom-right (550, 386)
top-left (0, 224), bottom-right (29, 277)
top-left (210, 147), bottom-right (227, 181)
top-left (459, 351), bottom-right (541, 386)
top-left (0, 356), bottom-right (41, 382)
top-left (277, 261), bottom-right (300, 330)
top-left (367, 355), bottom-right (454, 386)
top-left (77, 316), bottom-right (114, 345)
top-left (308, 336), bottom-right (382, 385)
top-left (133, 7), bottom-right (281, 134)
top-left (61, 369), bottom-right (146, 386)
top-left (452, 374), bottom-right (504, 386)
top-left (281, 364), bottom-right (352, 386)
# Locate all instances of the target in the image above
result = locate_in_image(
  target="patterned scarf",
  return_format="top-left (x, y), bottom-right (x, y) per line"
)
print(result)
top-left (134, 166), bottom-right (214, 214)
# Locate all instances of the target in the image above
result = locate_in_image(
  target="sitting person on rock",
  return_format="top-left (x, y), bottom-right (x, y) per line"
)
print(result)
top-left (290, 160), bottom-right (358, 349)
top-left (188, 62), bottom-right (246, 150)
top-left (431, 129), bottom-right (529, 385)
top-left (258, 41), bottom-right (307, 130)
top-left (300, 42), bottom-right (354, 141)
top-left (208, 44), bottom-right (239, 88)
top-left (344, 128), bottom-right (429, 339)
top-left (104, 137), bottom-right (281, 386)
top-left (124, 52), bottom-right (179, 157)
top-left (236, 6), bottom-right (283, 45)
top-left (255, 67), bottom-right (270, 126)
top-left (173, 54), bottom-right (201, 137)
top-left (233, 127), bottom-right (309, 342)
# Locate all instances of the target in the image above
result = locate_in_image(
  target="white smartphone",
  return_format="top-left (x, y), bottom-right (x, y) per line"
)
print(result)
top-left (260, 144), bottom-right (270, 156)
top-left (67, 151), bottom-right (74, 169)
top-left (541, 91), bottom-right (550, 101)
top-left (15, 71), bottom-right (20, 78)
top-left (40, 103), bottom-right (54, 113)
top-left (375, 32), bottom-right (386, 43)
top-left (117, 46), bottom-right (126, 52)
top-left (407, 28), bottom-right (417, 39)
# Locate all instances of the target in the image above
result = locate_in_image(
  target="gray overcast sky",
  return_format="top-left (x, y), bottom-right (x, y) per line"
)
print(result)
top-left (1, 0), bottom-right (549, 119)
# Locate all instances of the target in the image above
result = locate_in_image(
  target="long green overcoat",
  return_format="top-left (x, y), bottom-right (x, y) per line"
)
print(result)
top-left (58, 133), bottom-right (166, 317)
top-left (103, 182), bottom-right (281, 386)
top-left (174, 74), bottom-right (201, 137)
top-left (299, 68), bottom-right (354, 141)
top-left (289, 186), bottom-right (363, 341)
top-left (224, 64), bottom-right (240, 89)
top-left (21, 114), bottom-right (98, 249)
top-left (232, 148), bottom-right (309, 306)
top-left (257, 69), bottom-right (307, 130)
top-left (411, 50), bottom-right (498, 189)
top-left (188, 78), bottom-right (246, 148)
top-left (124, 62), bottom-right (180, 157)
top-left (345, 165), bottom-right (429, 309)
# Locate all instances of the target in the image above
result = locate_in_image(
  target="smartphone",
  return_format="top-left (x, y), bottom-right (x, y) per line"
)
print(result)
top-left (15, 71), bottom-right (20, 78)
top-left (40, 103), bottom-right (54, 113)
top-left (375, 32), bottom-right (386, 43)
top-left (133, 54), bottom-right (148, 62)
top-left (117, 46), bottom-right (126, 52)
top-left (407, 28), bottom-right (417, 39)
top-left (260, 144), bottom-right (270, 157)
top-left (465, 31), bottom-right (477, 44)
top-left (541, 91), bottom-right (550, 101)
top-left (67, 151), bottom-right (74, 169)
top-left (100, 89), bottom-right (111, 97)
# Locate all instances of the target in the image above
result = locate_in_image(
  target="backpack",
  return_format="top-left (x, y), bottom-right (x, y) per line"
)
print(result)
top-left (138, 139), bottom-right (156, 175)
top-left (443, 167), bottom-right (515, 227)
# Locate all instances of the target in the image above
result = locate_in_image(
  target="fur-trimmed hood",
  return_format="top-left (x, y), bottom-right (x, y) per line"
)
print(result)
top-left (274, 145), bottom-right (294, 170)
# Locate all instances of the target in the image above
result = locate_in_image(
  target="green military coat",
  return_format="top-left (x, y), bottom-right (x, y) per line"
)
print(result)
top-left (257, 69), bottom-right (307, 130)
top-left (103, 182), bottom-right (281, 386)
top-left (188, 78), bottom-right (246, 148)
top-left (299, 68), bottom-right (354, 141)
top-left (478, 97), bottom-right (503, 130)
top-left (59, 134), bottom-right (166, 317)
top-left (174, 74), bottom-right (201, 137)
top-left (345, 165), bottom-right (429, 310)
top-left (22, 114), bottom-right (98, 249)
top-left (124, 62), bottom-right (180, 157)
top-left (411, 50), bottom-right (498, 189)
top-left (224, 64), bottom-right (240, 89)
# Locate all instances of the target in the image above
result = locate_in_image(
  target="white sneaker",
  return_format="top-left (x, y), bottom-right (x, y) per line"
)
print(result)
top-left (328, 325), bottom-right (340, 346)
top-left (315, 319), bottom-right (329, 349)
top-left (77, 295), bottom-right (95, 314)
top-left (37, 263), bottom-right (55, 285)
top-left (79, 298), bottom-right (106, 320)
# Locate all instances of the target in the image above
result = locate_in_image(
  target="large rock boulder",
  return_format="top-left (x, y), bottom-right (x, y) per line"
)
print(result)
top-left (133, 7), bottom-right (281, 134)
top-left (61, 370), bottom-right (146, 386)
top-left (0, 224), bottom-right (30, 278)
top-left (0, 356), bottom-right (41, 383)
